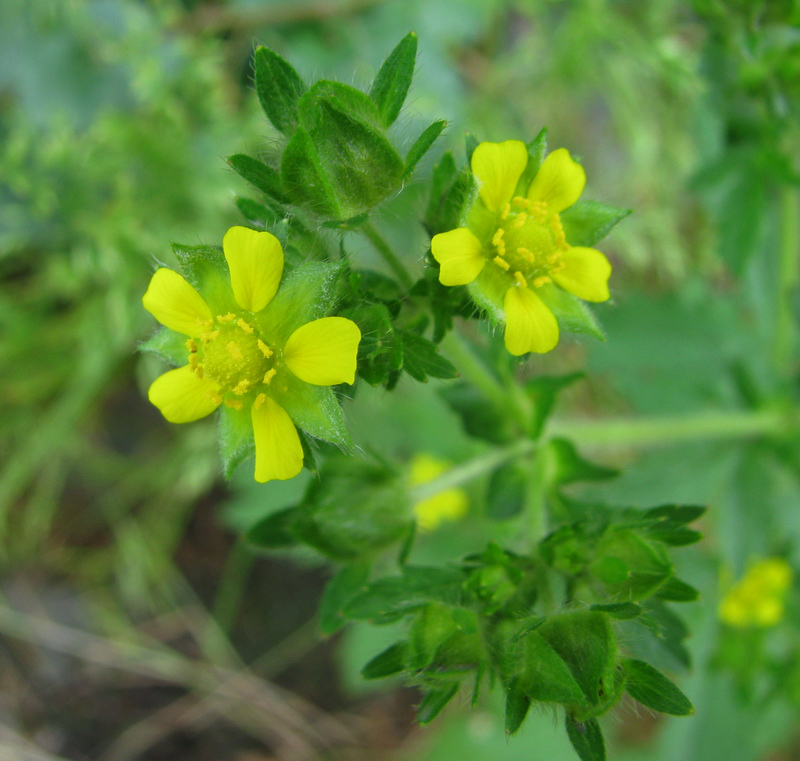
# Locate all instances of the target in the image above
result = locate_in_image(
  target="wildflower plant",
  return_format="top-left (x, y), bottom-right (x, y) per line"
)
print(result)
top-left (137, 33), bottom-right (732, 761)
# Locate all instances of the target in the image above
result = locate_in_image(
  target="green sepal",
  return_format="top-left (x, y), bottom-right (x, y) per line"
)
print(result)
top-left (361, 641), bottom-right (408, 679)
top-left (342, 302), bottom-right (403, 387)
top-left (217, 403), bottom-right (254, 479)
top-left (281, 126), bottom-right (343, 218)
top-left (171, 242), bottom-right (237, 314)
top-left (593, 529), bottom-right (674, 600)
top-left (537, 282), bottom-right (606, 342)
top-left (400, 331), bottom-right (458, 382)
top-left (624, 658), bottom-right (694, 716)
top-left (418, 683), bottom-right (458, 724)
top-left (565, 716), bottom-right (606, 761)
top-left (403, 120), bottom-right (447, 179)
top-left (517, 631), bottom-right (588, 705)
top-left (254, 45), bottom-right (306, 135)
top-left (369, 32), bottom-right (417, 127)
top-left (235, 197), bottom-right (280, 229)
top-left (561, 200), bottom-right (631, 247)
top-left (246, 507), bottom-right (299, 549)
top-left (228, 154), bottom-right (285, 203)
top-left (139, 327), bottom-right (188, 366)
top-left (590, 602), bottom-right (642, 620)
top-left (518, 127), bottom-right (548, 190)
top-left (319, 562), bottom-right (371, 635)
top-left (464, 132), bottom-right (479, 163)
top-left (655, 578), bottom-right (700, 602)
top-left (424, 152), bottom-right (475, 235)
top-left (504, 677), bottom-right (532, 735)
top-left (300, 81), bottom-right (381, 127)
top-left (253, 261), bottom-right (343, 346)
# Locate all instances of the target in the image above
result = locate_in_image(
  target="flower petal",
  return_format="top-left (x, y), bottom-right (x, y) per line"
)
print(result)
top-left (552, 247), bottom-right (611, 302)
top-left (431, 228), bottom-right (486, 286)
top-left (471, 140), bottom-right (528, 212)
top-left (142, 268), bottom-right (212, 337)
top-left (251, 397), bottom-right (303, 483)
top-left (223, 226), bottom-right (284, 312)
top-left (148, 366), bottom-right (221, 423)
top-left (283, 317), bottom-right (361, 385)
top-left (503, 286), bottom-right (559, 355)
top-left (527, 148), bottom-right (585, 213)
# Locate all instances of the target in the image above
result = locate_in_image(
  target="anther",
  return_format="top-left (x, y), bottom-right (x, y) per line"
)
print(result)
top-left (253, 393), bottom-right (266, 410)
top-left (207, 392), bottom-right (222, 405)
top-left (511, 196), bottom-right (528, 209)
top-left (226, 341), bottom-right (243, 361)
top-left (202, 330), bottom-right (219, 344)
top-left (195, 366), bottom-right (204, 379)
top-left (500, 202), bottom-right (511, 220)
top-left (188, 354), bottom-right (199, 370)
top-left (262, 368), bottom-right (277, 385)
top-left (492, 229), bottom-right (505, 247)
top-left (237, 319), bottom-right (254, 335)
top-left (517, 247), bottom-right (534, 263)
top-left (533, 275), bottom-right (552, 288)
top-left (513, 212), bottom-right (528, 229)
top-left (216, 313), bottom-right (236, 324)
top-left (257, 340), bottom-right (273, 358)
top-left (514, 271), bottom-right (528, 288)
top-left (225, 399), bottom-right (243, 410)
top-left (493, 256), bottom-right (510, 271)
top-left (185, 338), bottom-right (198, 353)
top-left (232, 379), bottom-right (250, 395)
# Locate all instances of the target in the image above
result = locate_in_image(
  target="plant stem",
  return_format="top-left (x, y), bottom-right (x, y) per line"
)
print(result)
top-left (361, 221), bottom-right (415, 290)
top-left (773, 185), bottom-right (799, 376)
top-left (409, 439), bottom-right (534, 503)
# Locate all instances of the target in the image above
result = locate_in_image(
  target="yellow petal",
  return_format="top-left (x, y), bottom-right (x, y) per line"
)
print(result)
top-left (471, 140), bottom-right (528, 212)
top-left (552, 247), bottom-right (611, 302)
top-left (148, 366), bottom-right (221, 423)
top-left (142, 268), bottom-right (212, 337)
top-left (251, 397), bottom-right (303, 482)
top-left (430, 228), bottom-right (486, 286)
top-left (527, 148), bottom-right (586, 213)
top-left (503, 286), bottom-right (559, 355)
top-left (223, 226), bottom-right (284, 312)
top-left (283, 317), bottom-right (361, 385)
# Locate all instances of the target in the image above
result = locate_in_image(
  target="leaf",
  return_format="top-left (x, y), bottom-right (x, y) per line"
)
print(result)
top-left (548, 438), bottom-right (619, 486)
top-left (254, 45), bottom-right (306, 134)
top-left (235, 197), bottom-right (280, 228)
top-left (246, 507), bottom-right (299, 549)
top-left (400, 331), bottom-right (458, 382)
top-left (228, 154), bottom-right (284, 202)
top-left (139, 327), bottom-right (188, 366)
top-left (560, 200), bottom-right (632, 247)
top-left (369, 32), bottom-right (418, 127)
top-left (565, 716), bottom-right (606, 761)
top-left (281, 126), bottom-right (343, 218)
top-left (418, 683), bottom-right (458, 724)
top-left (319, 562), bottom-right (371, 635)
top-left (525, 371), bottom-right (584, 438)
top-left (624, 658), bottom-right (694, 716)
top-left (486, 461), bottom-right (527, 520)
top-left (404, 120), bottom-right (447, 178)
top-left (504, 677), bottom-right (531, 735)
top-left (590, 602), bottom-right (642, 619)
top-left (361, 641), bottom-right (408, 679)
top-left (718, 168), bottom-right (766, 275)
top-left (537, 283), bottom-right (605, 341)
top-left (655, 577), bottom-right (700, 602)
top-left (518, 127), bottom-right (548, 190)
top-left (439, 382), bottom-right (514, 444)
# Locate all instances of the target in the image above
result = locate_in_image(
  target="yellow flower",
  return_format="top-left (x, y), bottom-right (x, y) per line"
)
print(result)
top-left (431, 140), bottom-right (612, 355)
top-left (410, 454), bottom-right (468, 531)
top-left (142, 226), bottom-right (361, 483)
top-left (719, 557), bottom-right (793, 628)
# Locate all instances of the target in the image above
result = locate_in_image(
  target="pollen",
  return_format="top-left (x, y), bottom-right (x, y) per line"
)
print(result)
top-left (202, 330), bottom-right (220, 344)
top-left (232, 379), bottom-right (251, 395)
top-left (216, 313), bottom-right (236, 324)
top-left (517, 247), bottom-right (534, 263)
top-left (237, 319), bottom-right (254, 334)
top-left (493, 256), bottom-right (511, 271)
top-left (257, 340), bottom-right (273, 358)
top-left (262, 368), bottom-right (277, 385)
top-left (185, 338), bottom-right (198, 353)
top-left (188, 353), bottom-right (199, 370)
top-left (514, 271), bottom-right (528, 288)
top-left (227, 341), bottom-right (243, 362)
top-left (253, 393), bottom-right (266, 410)
top-left (195, 366), bottom-right (204, 379)
top-left (224, 399), bottom-right (243, 410)
top-left (207, 392), bottom-right (223, 406)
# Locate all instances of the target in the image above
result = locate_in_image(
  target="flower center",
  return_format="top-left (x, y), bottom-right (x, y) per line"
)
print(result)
top-left (490, 197), bottom-right (569, 288)
top-left (185, 313), bottom-right (279, 409)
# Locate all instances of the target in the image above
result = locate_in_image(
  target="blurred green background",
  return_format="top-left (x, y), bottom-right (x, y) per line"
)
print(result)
top-left (1, 0), bottom-right (799, 759)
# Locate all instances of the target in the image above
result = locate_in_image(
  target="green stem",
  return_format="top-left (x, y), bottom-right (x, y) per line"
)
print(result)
top-left (361, 222), bottom-right (414, 290)
top-left (548, 407), bottom-right (791, 448)
top-left (409, 439), bottom-right (534, 503)
top-left (773, 185), bottom-right (799, 376)
top-left (440, 330), bottom-right (511, 413)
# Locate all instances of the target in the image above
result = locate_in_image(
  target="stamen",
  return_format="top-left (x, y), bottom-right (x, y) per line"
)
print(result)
top-left (227, 341), bottom-right (243, 362)
top-left (197, 318), bottom-right (213, 330)
top-left (188, 354), bottom-right (199, 370)
top-left (253, 393), bottom-right (266, 410)
top-left (492, 229), bottom-right (505, 247)
top-left (257, 340), bottom-right (274, 358)
top-left (513, 212), bottom-right (528, 229)
top-left (262, 368), bottom-right (277, 385)
top-left (216, 313), bottom-right (236, 324)
top-left (225, 399), bottom-right (243, 410)
top-left (493, 256), bottom-right (510, 271)
top-left (517, 247), bottom-right (534, 263)
top-left (207, 392), bottom-right (222, 405)
top-left (202, 330), bottom-right (220, 344)
top-left (533, 275), bottom-right (552, 288)
top-left (194, 366), bottom-right (204, 379)
top-left (500, 202), bottom-right (511, 220)
top-left (237, 319), bottom-right (254, 334)
top-left (514, 271), bottom-right (528, 288)
top-left (185, 338), bottom-right (198, 353)
top-left (547, 252), bottom-right (562, 265)
top-left (511, 196), bottom-right (528, 209)
top-left (232, 379), bottom-right (251, 395)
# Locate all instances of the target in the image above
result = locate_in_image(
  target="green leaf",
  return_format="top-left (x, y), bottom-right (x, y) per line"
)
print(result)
top-left (341, 302), bottom-right (403, 387)
top-left (409, 603), bottom-right (459, 669)
top-left (718, 167), bottom-right (766, 275)
top-left (655, 578), bottom-right (700, 602)
top-left (565, 716), bottom-right (606, 761)
top-left (361, 641), bottom-right (408, 679)
top-left (590, 602), bottom-right (642, 620)
top-left (418, 683), bottom-right (458, 724)
top-left (486, 461), bottom-right (527, 520)
top-left (504, 677), bottom-right (531, 735)
top-left (525, 371), bottom-right (584, 438)
top-left (228, 154), bottom-right (284, 202)
top-left (624, 658), bottom-right (694, 716)
top-left (301, 81), bottom-right (381, 127)
top-left (400, 331), bottom-right (458, 382)
top-left (439, 382), bottom-right (514, 444)
top-left (253, 45), bottom-right (306, 134)
top-left (281, 126), bottom-right (343, 218)
top-left (560, 200), bottom-right (632, 247)
top-left (217, 404), bottom-right (254, 479)
top-left (139, 327), bottom-right (187, 366)
top-left (246, 507), bottom-right (299, 549)
top-left (404, 120), bottom-right (447, 179)
top-left (369, 32), bottom-right (418, 127)
top-left (319, 562), bottom-right (371, 635)
top-left (548, 438), bottom-right (619, 486)
top-left (235, 197), bottom-right (280, 229)
top-left (642, 504), bottom-right (706, 526)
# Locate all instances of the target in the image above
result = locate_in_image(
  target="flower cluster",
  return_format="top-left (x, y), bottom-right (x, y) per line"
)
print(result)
top-left (431, 140), bottom-right (612, 355)
top-left (719, 557), bottom-right (793, 628)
